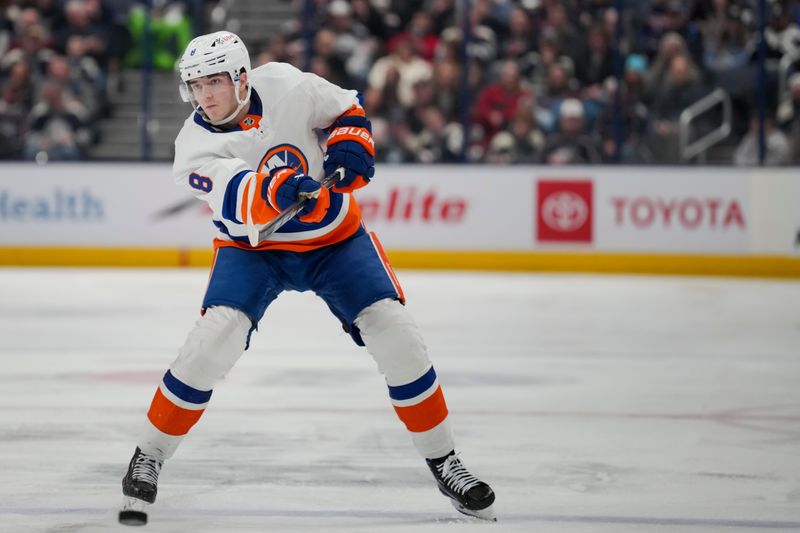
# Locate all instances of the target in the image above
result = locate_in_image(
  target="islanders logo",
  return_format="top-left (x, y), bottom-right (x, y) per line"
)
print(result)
top-left (258, 143), bottom-right (309, 175)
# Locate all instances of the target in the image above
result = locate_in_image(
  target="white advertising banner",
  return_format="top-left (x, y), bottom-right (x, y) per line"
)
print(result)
top-left (355, 166), bottom-right (533, 250)
top-left (531, 167), bottom-right (749, 253)
top-left (359, 166), bottom-right (752, 253)
top-left (0, 163), bottom-right (213, 247)
top-left (0, 163), bottom-right (797, 256)
top-left (746, 169), bottom-right (800, 257)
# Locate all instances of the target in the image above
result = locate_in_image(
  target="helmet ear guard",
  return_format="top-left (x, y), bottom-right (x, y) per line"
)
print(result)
top-left (177, 31), bottom-right (252, 126)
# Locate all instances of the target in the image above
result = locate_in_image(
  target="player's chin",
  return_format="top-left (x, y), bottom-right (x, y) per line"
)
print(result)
top-left (205, 106), bottom-right (222, 121)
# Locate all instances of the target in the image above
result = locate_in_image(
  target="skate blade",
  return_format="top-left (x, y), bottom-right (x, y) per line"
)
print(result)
top-left (451, 501), bottom-right (497, 522)
top-left (118, 496), bottom-right (149, 526)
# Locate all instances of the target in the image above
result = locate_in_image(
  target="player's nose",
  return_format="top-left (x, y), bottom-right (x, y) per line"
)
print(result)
top-left (197, 87), bottom-right (213, 101)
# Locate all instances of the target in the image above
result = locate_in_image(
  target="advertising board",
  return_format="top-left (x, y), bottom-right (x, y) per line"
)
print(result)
top-left (0, 163), bottom-right (797, 275)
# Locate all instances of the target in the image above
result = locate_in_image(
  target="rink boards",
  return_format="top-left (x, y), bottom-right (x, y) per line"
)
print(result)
top-left (0, 163), bottom-right (798, 277)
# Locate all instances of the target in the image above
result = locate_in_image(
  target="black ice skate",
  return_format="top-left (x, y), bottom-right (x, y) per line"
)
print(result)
top-left (426, 451), bottom-right (496, 521)
top-left (119, 447), bottom-right (163, 526)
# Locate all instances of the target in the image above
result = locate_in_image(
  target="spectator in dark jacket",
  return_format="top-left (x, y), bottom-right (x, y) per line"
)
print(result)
top-left (649, 53), bottom-right (708, 162)
top-left (53, 0), bottom-right (110, 68)
top-left (23, 80), bottom-right (89, 161)
top-left (596, 54), bottom-right (652, 163)
top-left (574, 24), bottom-right (613, 89)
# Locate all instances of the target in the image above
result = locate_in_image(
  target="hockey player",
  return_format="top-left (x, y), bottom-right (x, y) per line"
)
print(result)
top-left (119, 31), bottom-right (495, 525)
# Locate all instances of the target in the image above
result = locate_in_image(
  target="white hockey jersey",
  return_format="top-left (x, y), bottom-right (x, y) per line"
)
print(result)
top-left (173, 62), bottom-right (363, 252)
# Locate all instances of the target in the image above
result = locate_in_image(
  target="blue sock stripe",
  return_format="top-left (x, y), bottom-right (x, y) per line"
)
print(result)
top-left (388, 366), bottom-right (437, 401)
top-left (163, 370), bottom-right (213, 404)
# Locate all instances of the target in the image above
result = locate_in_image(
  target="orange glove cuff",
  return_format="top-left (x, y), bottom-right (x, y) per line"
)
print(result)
top-left (298, 186), bottom-right (330, 223)
top-left (326, 126), bottom-right (375, 157)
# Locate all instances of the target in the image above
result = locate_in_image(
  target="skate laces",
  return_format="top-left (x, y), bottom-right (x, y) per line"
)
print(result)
top-left (438, 453), bottom-right (480, 495)
top-left (131, 452), bottom-right (162, 485)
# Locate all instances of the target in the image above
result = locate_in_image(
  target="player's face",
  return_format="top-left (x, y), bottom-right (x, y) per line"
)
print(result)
top-left (188, 74), bottom-right (237, 122)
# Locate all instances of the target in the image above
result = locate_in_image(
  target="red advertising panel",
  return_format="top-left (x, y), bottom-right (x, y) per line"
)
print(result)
top-left (536, 180), bottom-right (593, 243)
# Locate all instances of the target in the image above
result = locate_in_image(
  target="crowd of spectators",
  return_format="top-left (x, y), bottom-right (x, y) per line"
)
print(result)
top-left (2, 0), bottom-right (800, 165)
top-left (0, 0), bottom-right (135, 160)
top-left (0, 0), bottom-right (197, 161)
top-left (261, 0), bottom-right (800, 165)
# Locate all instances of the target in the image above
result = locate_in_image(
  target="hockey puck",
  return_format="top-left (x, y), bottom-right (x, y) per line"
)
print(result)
top-left (118, 509), bottom-right (148, 526)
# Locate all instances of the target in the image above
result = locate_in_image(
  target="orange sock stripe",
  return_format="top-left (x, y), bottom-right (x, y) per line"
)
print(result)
top-left (147, 388), bottom-right (205, 436)
top-left (392, 385), bottom-right (448, 433)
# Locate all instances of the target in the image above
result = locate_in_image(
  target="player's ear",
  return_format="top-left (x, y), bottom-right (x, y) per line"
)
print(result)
top-left (237, 70), bottom-right (249, 100)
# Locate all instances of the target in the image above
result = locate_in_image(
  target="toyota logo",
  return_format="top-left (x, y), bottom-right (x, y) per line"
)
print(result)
top-left (541, 191), bottom-right (588, 232)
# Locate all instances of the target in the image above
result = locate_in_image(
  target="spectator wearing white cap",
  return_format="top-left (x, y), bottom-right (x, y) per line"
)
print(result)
top-left (326, 0), bottom-right (377, 90)
top-left (367, 35), bottom-right (432, 108)
top-left (539, 98), bottom-right (601, 165)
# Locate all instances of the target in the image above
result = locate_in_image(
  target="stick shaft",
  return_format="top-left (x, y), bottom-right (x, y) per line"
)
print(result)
top-left (248, 167), bottom-right (344, 245)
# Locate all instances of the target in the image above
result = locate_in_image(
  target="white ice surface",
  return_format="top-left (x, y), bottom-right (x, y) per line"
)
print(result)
top-left (0, 268), bottom-right (799, 533)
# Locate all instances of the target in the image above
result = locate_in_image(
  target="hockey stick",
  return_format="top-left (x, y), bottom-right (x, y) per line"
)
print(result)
top-left (246, 167), bottom-right (345, 247)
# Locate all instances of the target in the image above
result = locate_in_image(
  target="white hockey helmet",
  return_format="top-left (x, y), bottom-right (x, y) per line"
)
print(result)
top-left (178, 31), bottom-right (252, 125)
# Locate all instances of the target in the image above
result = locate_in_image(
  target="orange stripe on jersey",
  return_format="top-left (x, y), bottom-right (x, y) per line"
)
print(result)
top-left (369, 231), bottom-right (405, 303)
top-left (393, 385), bottom-right (448, 433)
top-left (240, 179), bottom-right (252, 224)
top-left (147, 388), bottom-right (205, 436)
top-left (215, 196), bottom-right (363, 253)
top-left (249, 173), bottom-right (278, 225)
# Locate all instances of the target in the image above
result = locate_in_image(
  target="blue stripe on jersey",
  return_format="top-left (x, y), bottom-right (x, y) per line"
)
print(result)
top-left (163, 370), bottom-right (213, 404)
top-left (211, 187), bottom-right (346, 244)
top-left (276, 191), bottom-right (344, 234)
top-left (388, 366), bottom-right (437, 401)
top-left (213, 219), bottom-right (231, 236)
top-left (222, 170), bottom-right (250, 224)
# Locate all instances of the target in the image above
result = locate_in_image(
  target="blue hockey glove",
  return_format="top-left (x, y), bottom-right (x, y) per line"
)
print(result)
top-left (324, 111), bottom-right (375, 193)
top-left (264, 167), bottom-right (330, 224)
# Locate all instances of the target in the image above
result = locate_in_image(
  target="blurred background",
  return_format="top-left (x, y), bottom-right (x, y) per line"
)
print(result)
top-left (0, 5), bottom-right (798, 530)
top-left (2, 0), bottom-right (800, 167)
